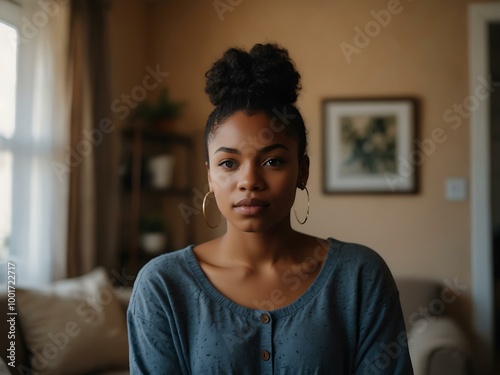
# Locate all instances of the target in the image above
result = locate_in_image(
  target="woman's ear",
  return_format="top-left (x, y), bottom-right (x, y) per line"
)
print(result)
top-left (298, 155), bottom-right (310, 188)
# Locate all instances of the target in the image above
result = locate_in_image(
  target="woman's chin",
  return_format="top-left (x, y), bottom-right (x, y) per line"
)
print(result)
top-left (227, 216), bottom-right (291, 234)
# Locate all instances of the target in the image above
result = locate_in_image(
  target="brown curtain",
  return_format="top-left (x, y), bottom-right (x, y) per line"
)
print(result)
top-left (67, 0), bottom-right (118, 277)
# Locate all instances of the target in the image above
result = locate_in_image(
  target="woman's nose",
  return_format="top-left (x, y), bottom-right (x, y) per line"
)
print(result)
top-left (237, 163), bottom-right (264, 191)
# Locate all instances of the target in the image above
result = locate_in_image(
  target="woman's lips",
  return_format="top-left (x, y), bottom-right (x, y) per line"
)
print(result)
top-left (234, 198), bottom-right (270, 216)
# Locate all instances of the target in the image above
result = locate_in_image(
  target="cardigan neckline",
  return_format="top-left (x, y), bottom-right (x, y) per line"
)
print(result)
top-left (184, 237), bottom-right (341, 319)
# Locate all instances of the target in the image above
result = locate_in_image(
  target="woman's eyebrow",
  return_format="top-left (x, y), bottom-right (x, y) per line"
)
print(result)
top-left (259, 144), bottom-right (289, 153)
top-left (214, 146), bottom-right (240, 155)
top-left (214, 144), bottom-right (289, 155)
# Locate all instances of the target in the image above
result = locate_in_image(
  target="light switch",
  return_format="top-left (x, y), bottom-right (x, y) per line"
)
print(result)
top-left (445, 177), bottom-right (468, 201)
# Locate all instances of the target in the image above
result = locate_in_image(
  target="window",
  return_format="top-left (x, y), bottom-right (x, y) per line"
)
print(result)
top-left (0, 0), bottom-right (21, 283)
top-left (0, 0), bottom-right (69, 285)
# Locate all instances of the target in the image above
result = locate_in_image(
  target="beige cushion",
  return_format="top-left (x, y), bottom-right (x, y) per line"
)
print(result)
top-left (17, 268), bottom-right (129, 375)
top-left (408, 317), bottom-right (472, 375)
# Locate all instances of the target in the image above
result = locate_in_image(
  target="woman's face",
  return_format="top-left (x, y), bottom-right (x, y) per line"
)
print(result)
top-left (206, 111), bottom-right (309, 232)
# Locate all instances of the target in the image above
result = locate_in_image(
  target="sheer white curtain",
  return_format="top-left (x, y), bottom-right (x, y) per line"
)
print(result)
top-left (8, 0), bottom-right (70, 286)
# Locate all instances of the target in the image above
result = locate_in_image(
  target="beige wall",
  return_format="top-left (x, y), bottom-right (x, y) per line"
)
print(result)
top-left (109, 0), bottom-right (495, 324)
top-left (109, 0), bottom-right (148, 111)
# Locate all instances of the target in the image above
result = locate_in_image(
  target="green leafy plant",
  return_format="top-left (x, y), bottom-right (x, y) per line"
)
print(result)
top-left (133, 88), bottom-right (184, 123)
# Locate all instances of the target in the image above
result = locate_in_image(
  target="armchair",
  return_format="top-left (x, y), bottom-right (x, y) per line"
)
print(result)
top-left (396, 278), bottom-right (474, 375)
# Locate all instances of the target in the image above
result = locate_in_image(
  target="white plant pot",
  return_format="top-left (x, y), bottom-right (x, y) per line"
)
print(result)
top-left (148, 154), bottom-right (176, 189)
top-left (140, 232), bottom-right (166, 255)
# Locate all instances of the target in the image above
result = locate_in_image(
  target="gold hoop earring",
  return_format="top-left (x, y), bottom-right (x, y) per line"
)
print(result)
top-left (202, 191), bottom-right (221, 229)
top-left (293, 186), bottom-right (310, 225)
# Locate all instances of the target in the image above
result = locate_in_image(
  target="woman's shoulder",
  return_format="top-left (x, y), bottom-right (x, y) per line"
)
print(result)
top-left (327, 237), bottom-right (397, 293)
top-left (328, 237), bottom-right (389, 267)
top-left (134, 245), bottom-right (195, 284)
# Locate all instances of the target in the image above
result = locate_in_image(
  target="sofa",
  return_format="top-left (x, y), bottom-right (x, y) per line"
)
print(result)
top-left (0, 269), bottom-right (474, 375)
top-left (0, 268), bottom-right (132, 375)
top-left (396, 278), bottom-right (474, 375)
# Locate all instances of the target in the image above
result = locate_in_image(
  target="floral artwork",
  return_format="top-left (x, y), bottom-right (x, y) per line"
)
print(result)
top-left (323, 98), bottom-right (417, 193)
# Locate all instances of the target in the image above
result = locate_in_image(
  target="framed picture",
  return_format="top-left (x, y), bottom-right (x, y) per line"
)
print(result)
top-left (323, 98), bottom-right (418, 194)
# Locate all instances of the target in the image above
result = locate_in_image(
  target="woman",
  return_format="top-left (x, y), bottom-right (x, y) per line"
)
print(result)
top-left (127, 43), bottom-right (413, 374)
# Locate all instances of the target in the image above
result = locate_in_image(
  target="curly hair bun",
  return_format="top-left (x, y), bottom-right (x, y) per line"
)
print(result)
top-left (205, 43), bottom-right (302, 107)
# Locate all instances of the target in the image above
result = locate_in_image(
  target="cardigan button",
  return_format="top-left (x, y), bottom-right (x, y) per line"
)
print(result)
top-left (260, 313), bottom-right (270, 324)
top-left (261, 350), bottom-right (271, 361)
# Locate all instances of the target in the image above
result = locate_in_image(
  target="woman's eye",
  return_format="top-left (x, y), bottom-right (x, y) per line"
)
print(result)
top-left (264, 158), bottom-right (283, 167)
top-left (219, 160), bottom-right (236, 169)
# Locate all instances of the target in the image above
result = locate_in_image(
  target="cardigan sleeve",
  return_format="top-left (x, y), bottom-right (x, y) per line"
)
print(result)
top-left (346, 244), bottom-right (414, 374)
top-left (353, 291), bottom-right (414, 374)
top-left (127, 264), bottom-right (185, 375)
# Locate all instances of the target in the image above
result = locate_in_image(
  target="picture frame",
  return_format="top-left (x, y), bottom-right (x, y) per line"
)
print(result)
top-left (322, 97), bottom-right (418, 194)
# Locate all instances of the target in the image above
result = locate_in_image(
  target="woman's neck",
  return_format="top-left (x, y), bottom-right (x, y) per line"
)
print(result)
top-left (218, 220), bottom-right (307, 269)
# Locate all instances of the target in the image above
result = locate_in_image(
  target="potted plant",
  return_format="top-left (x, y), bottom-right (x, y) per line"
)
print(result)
top-left (133, 87), bottom-right (184, 131)
top-left (139, 213), bottom-right (167, 255)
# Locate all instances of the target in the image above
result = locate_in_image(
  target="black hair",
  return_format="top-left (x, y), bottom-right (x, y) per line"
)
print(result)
top-left (204, 43), bottom-right (307, 162)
